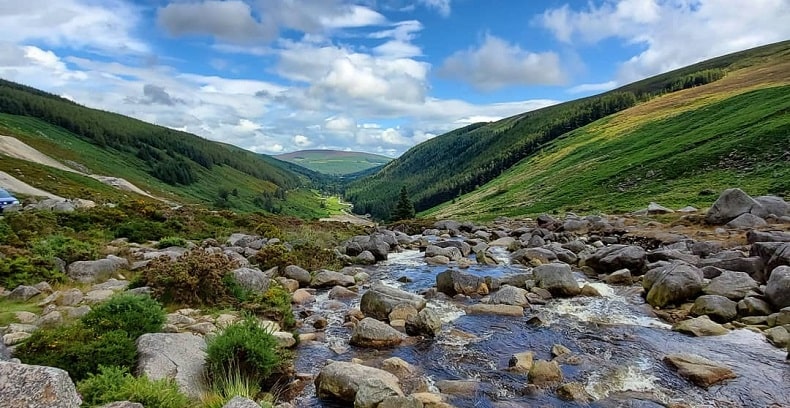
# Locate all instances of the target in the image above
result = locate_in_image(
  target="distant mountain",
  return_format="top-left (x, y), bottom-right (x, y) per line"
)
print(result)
top-left (275, 150), bottom-right (391, 175)
top-left (345, 40), bottom-right (790, 221)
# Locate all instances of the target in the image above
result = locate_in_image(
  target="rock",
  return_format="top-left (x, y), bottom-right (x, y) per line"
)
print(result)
top-left (465, 304), bottom-right (524, 316)
top-left (356, 251), bottom-right (377, 265)
top-left (311, 270), bottom-right (355, 288)
top-left (315, 361), bottom-right (402, 403)
top-left (528, 360), bottom-right (563, 386)
top-left (580, 284), bottom-right (602, 297)
top-left (765, 266), bottom-right (790, 309)
top-left (584, 245), bottom-right (647, 274)
top-left (703, 271), bottom-right (759, 300)
top-left (705, 188), bottom-right (763, 225)
top-left (647, 250), bottom-right (701, 266)
top-left (435, 380), bottom-right (479, 396)
top-left (551, 344), bottom-right (572, 357)
top-left (291, 288), bottom-right (315, 304)
top-left (737, 297), bottom-right (773, 316)
top-left (350, 318), bottom-right (405, 348)
top-left (328, 285), bottom-right (357, 300)
top-left (433, 240), bottom-right (472, 256)
top-left (0, 361), bottom-right (82, 407)
top-left (753, 195), bottom-right (789, 218)
top-left (67, 256), bottom-right (128, 283)
top-left (508, 351), bottom-right (534, 374)
top-left (752, 242), bottom-right (790, 278)
top-left (490, 236), bottom-right (516, 247)
top-left (99, 402), bottom-right (144, 408)
top-left (673, 315), bottom-right (729, 336)
top-left (747, 230), bottom-right (790, 244)
top-left (533, 263), bottom-right (580, 297)
top-left (3, 332), bottom-right (32, 346)
top-left (677, 206), bottom-right (699, 213)
top-left (67, 305), bottom-right (91, 319)
top-left (35, 311), bottom-right (63, 328)
top-left (487, 285), bottom-right (529, 306)
top-left (360, 284), bottom-right (427, 321)
top-left (604, 269), bottom-right (633, 285)
top-left (7, 285), bottom-right (41, 301)
top-left (14, 311), bottom-right (37, 324)
top-left (546, 244), bottom-right (579, 265)
top-left (378, 396), bottom-right (424, 408)
top-left (436, 269), bottom-right (488, 297)
top-left (726, 213), bottom-right (767, 229)
top-left (222, 396), bottom-right (260, 408)
top-left (273, 331), bottom-right (297, 348)
top-left (32, 281), bottom-right (52, 294)
top-left (55, 288), bottom-right (84, 306)
top-left (389, 303), bottom-right (418, 322)
top-left (381, 357), bottom-right (417, 379)
top-left (425, 245), bottom-right (462, 262)
top-left (425, 255), bottom-right (450, 265)
top-left (663, 353), bottom-right (736, 388)
top-left (84, 289), bottom-right (115, 304)
top-left (186, 322), bottom-right (216, 335)
top-left (405, 308), bottom-right (442, 337)
top-left (136, 333), bottom-right (207, 399)
top-left (355, 378), bottom-right (403, 408)
top-left (556, 382), bottom-right (594, 402)
top-left (690, 295), bottom-right (738, 323)
top-left (647, 202), bottom-right (674, 214)
top-left (231, 267), bottom-right (270, 293)
top-left (282, 265), bottom-right (312, 286)
top-left (643, 262), bottom-right (703, 308)
top-left (764, 326), bottom-right (789, 348)
top-left (512, 247), bottom-right (557, 265)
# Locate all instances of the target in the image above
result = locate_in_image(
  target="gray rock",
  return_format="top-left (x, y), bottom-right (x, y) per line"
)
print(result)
top-left (55, 288), bottom-right (84, 306)
top-left (282, 265), bottom-right (311, 287)
top-left (765, 266), bottom-right (790, 309)
top-left (663, 353), bottom-right (736, 388)
top-left (508, 351), bottom-right (534, 374)
top-left (231, 267), bottom-right (270, 293)
top-left (647, 249), bottom-right (700, 266)
top-left (67, 255), bottom-right (128, 283)
top-left (405, 308), bottom-right (442, 337)
top-left (436, 269), bottom-right (488, 296)
top-left (0, 361), bottom-right (82, 407)
top-left (673, 315), bottom-right (729, 336)
top-left (737, 297), bottom-right (773, 317)
top-left (746, 230), bottom-right (790, 244)
top-left (603, 269), bottom-right (633, 285)
top-left (84, 289), bottom-right (115, 304)
top-left (584, 245), bottom-right (647, 275)
top-left (726, 213), bottom-right (767, 229)
top-left (350, 317), bottom-right (405, 348)
top-left (765, 326), bottom-right (789, 348)
top-left (311, 270), bottom-right (355, 288)
top-left (488, 285), bottom-right (529, 306)
top-left (466, 304), bottom-right (524, 316)
top-left (0, 340), bottom-right (9, 361)
top-left (378, 396), bottom-right (424, 408)
top-left (136, 333), bottom-right (207, 399)
top-left (388, 303), bottom-right (418, 322)
top-left (528, 360), bottom-right (564, 386)
top-left (355, 251), bottom-right (377, 265)
top-left (315, 361), bottom-right (402, 402)
top-left (648, 202), bottom-right (674, 214)
top-left (328, 285), bottom-right (357, 300)
top-left (99, 403), bottom-right (144, 408)
top-left (705, 188), bottom-right (763, 225)
top-left (360, 284), bottom-right (426, 321)
top-left (644, 262), bottom-right (703, 308)
top-left (433, 240), bottom-right (472, 256)
top-left (703, 271), bottom-right (759, 300)
top-left (355, 377), bottom-right (403, 408)
top-left (425, 245), bottom-right (462, 262)
top-left (753, 195), bottom-right (789, 218)
top-left (512, 247), bottom-right (557, 265)
top-left (7, 285), bottom-right (41, 301)
top-left (752, 242), bottom-right (790, 279)
top-left (546, 244), bottom-right (579, 265)
top-left (425, 255), bottom-right (450, 265)
top-left (35, 311), bottom-right (64, 328)
top-left (533, 263), bottom-right (580, 297)
top-left (691, 295), bottom-right (738, 322)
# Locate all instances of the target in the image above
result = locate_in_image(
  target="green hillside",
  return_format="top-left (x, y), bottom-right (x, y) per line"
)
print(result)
top-left (345, 41), bottom-right (790, 220)
top-left (275, 150), bottom-right (391, 175)
top-left (0, 81), bottom-right (330, 218)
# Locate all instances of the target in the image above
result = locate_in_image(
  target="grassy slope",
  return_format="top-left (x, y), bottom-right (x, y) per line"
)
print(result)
top-left (275, 150), bottom-right (392, 175)
top-left (0, 115), bottom-right (330, 218)
top-left (427, 59), bottom-right (790, 221)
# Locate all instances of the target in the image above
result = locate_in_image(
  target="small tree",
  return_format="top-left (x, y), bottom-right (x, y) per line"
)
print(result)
top-left (392, 186), bottom-right (415, 221)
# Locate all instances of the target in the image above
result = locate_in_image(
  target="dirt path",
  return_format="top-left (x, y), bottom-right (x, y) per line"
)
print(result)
top-left (0, 170), bottom-right (64, 199)
top-left (320, 212), bottom-right (376, 227)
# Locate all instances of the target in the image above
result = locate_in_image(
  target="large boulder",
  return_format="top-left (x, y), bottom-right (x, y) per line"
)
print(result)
top-left (663, 354), bottom-right (736, 388)
top-left (231, 267), bottom-right (270, 293)
top-left (726, 213), bottom-right (767, 229)
top-left (765, 266), bottom-right (790, 309)
top-left (350, 318), bottom-right (405, 348)
top-left (487, 285), bottom-right (529, 306)
top-left (690, 295), bottom-right (738, 323)
top-left (533, 263), bottom-right (580, 297)
top-left (752, 242), bottom-right (790, 278)
top-left (67, 255), bottom-right (128, 283)
top-left (311, 270), bottom-right (355, 288)
top-left (643, 262), bottom-right (702, 308)
top-left (136, 333), bottom-right (207, 399)
top-left (0, 361), bottom-right (82, 407)
top-left (405, 308), bottom-right (442, 337)
top-left (583, 245), bottom-right (647, 275)
top-left (737, 297), bottom-right (773, 317)
top-left (360, 284), bottom-right (427, 321)
top-left (425, 245), bottom-right (462, 262)
top-left (672, 316), bottom-right (729, 336)
top-left (705, 188), bottom-right (763, 224)
top-left (282, 265), bottom-right (311, 287)
top-left (753, 195), bottom-right (789, 218)
top-left (702, 271), bottom-right (759, 300)
top-left (315, 361), bottom-right (403, 403)
top-left (433, 240), bottom-right (472, 257)
top-left (436, 269), bottom-right (488, 296)
top-left (7, 285), bottom-right (41, 301)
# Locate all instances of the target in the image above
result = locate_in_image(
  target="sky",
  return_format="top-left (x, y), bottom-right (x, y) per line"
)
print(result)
top-left (0, 1), bottom-right (788, 157)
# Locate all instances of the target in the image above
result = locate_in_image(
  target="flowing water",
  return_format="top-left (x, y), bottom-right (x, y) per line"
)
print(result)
top-left (293, 249), bottom-right (790, 408)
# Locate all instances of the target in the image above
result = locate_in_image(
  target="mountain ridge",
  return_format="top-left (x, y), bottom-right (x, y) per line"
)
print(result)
top-left (275, 149), bottom-right (392, 176)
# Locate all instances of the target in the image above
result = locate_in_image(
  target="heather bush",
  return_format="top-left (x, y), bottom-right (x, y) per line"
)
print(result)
top-left (82, 293), bottom-right (165, 339)
top-left (205, 316), bottom-right (283, 387)
top-left (140, 250), bottom-right (239, 306)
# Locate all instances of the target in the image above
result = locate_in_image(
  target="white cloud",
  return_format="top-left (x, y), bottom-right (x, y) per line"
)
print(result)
top-left (293, 134), bottom-right (312, 147)
top-left (419, 0), bottom-right (451, 16)
top-left (158, 1), bottom-right (273, 43)
top-left (325, 116), bottom-right (357, 132)
top-left (438, 34), bottom-right (566, 90)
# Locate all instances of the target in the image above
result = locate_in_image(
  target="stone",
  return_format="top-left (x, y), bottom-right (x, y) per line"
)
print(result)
top-left (737, 297), bottom-right (773, 317)
top-left (355, 378), bottom-right (403, 408)
top-left (7, 285), bottom-right (41, 301)
top-left (14, 311), bottom-right (38, 324)
top-left (350, 317), bottom-right (405, 348)
top-left (752, 242), bottom-right (790, 279)
top-left (99, 402), bottom-right (144, 408)
top-left (551, 344), bottom-right (572, 357)
top-left (67, 256), bottom-right (128, 283)
top-left (583, 245), bottom-right (647, 274)
top-left (35, 311), bottom-right (63, 328)
top-left (3, 332), bottom-right (31, 346)
top-left (643, 262), bottom-right (703, 308)
top-left (311, 270), bottom-right (355, 288)
top-left (533, 263), bottom-right (580, 297)
top-left (528, 360), bottom-right (564, 386)
top-left (490, 236), bottom-right (516, 247)
top-left (67, 305), bottom-right (91, 319)
top-left (508, 351), bottom-right (534, 374)
top-left (91, 278), bottom-right (130, 292)
top-left (604, 268), bottom-right (633, 285)
top-left (747, 230), bottom-right (790, 244)
top-left (282, 265), bottom-right (312, 287)
top-left (291, 288), bottom-right (315, 304)
top-left (726, 213), bottom-right (767, 229)
top-left (0, 361), bottom-right (82, 407)
top-left (222, 396), bottom-right (260, 408)
top-left (705, 188), bottom-right (763, 225)
top-left (663, 353), bottom-right (736, 388)
top-left (328, 285), bottom-right (357, 300)
top-left (381, 357), bottom-right (417, 379)
top-left (764, 326), bottom-right (790, 348)
top-left (512, 247), bottom-right (557, 265)
top-left (703, 271), bottom-right (759, 300)
top-left (556, 382), bottom-right (594, 402)
top-left (765, 266), bottom-right (790, 309)
top-left (673, 316), bottom-right (729, 336)
top-left (84, 289), bottom-right (115, 304)
top-left (231, 267), bottom-right (270, 293)
top-left (465, 304), bottom-right (524, 316)
top-left (436, 269), bottom-right (488, 297)
top-left (315, 361), bottom-right (402, 403)
top-left (425, 255), bottom-right (450, 265)
top-left (55, 288), bottom-right (84, 306)
top-left (378, 396), bottom-right (424, 408)
top-left (273, 331), bottom-right (297, 348)
top-left (753, 195), bottom-right (789, 218)
top-left (435, 380), bottom-right (479, 396)
top-left (356, 251), bottom-right (377, 265)
top-left (691, 295), bottom-right (738, 323)
top-left (405, 308), bottom-right (442, 337)
top-left (647, 250), bottom-right (700, 266)
top-left (425, 245), bottom-right (462, 262)
top-left (186, 322), bottom-right (216, 335)
top-left (433, 240), bottom-right (472, 256)
top-left (136, 333), bottom-right (207, 399)
top-left (580, 284), bottom-right (602, 297)
top-left (488, 285), bottom-right (529, 306)
top-left (388, 303), bottom-right (418, 322)
top-left (647, 202), bottom-right (674, 214)
top-left (360, 284), bottom-right (427, 321)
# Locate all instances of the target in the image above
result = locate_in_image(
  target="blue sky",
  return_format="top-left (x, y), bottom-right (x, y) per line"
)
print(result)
top-left (0, 1), bottom-right (788, 157)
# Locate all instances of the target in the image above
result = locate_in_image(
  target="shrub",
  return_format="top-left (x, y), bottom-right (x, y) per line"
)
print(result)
top-left (82, 293), bottom-right (165, 339)
top-left (205, 316), bottom-right (283, 386)
top-left (31, 234), bottom-right (99, 264)
top-left (200, 363), bottom-right (264, 408)
top-left (114, 220), bottom-right (167, 243)
top-left (15, 324), bottom-right (137, 381)
top-left (242, 284), bottom-right (295, 330)
top-left (0, 220), bottom-right (20, 246)
top-left (77, 365), bottom-right (190, 408)
top-left (140, 250), bottom-right (239, 306)
top-left (156, 236), bottom-right (188, 249)
top-left (253, 244), bottom-right (296, 271)
top-left (0, 254), bottom-right (63, 289)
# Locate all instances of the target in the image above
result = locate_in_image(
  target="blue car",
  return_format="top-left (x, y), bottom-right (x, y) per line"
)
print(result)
top-left (0, 188), bottom-right (20, 213)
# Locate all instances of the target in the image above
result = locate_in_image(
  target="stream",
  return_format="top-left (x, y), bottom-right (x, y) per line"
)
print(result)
top-left (292, 249), bottom-right (790, 408)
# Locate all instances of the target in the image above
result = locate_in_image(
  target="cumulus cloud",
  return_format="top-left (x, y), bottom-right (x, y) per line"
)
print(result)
top-left (539, 0), bottom-right (790, 83)
top-left (140, 84), bottom-right (182, 105)
top-left (438, 34), bottom-right (566, 91)
top-left (293, 134), bottom-right (312, 147)
top-left (158, 1), bottom-right (274, 42)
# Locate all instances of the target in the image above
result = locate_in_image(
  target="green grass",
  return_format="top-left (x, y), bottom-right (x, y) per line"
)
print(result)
top-left (0, 297), bottom-right (42, 326)
top-left (275, 150), bottom-right (391, 175)
top-left (427, 85), bottom-right (790, 221)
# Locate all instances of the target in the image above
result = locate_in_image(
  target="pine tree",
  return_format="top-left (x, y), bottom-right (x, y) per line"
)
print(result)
top-left (392, 186), bottom-right (415, 221)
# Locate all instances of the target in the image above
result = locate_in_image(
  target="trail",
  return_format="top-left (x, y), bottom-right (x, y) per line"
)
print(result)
top-left (0, 170), bottom-right (63, 199)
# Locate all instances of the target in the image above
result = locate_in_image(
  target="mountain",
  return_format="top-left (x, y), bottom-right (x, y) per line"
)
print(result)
top-left (0, 80), bottom-right (329, 218)
top-left (345, 41), bottom-right (790, 221)
top-left (275, 150), bottom-right (391, 175)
